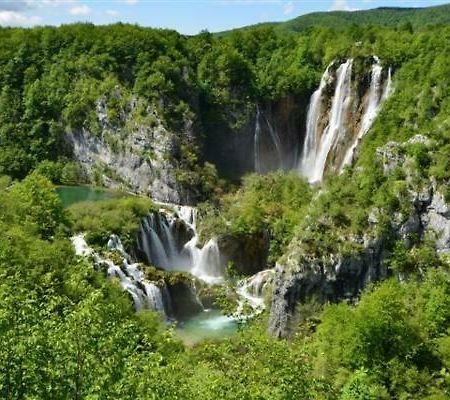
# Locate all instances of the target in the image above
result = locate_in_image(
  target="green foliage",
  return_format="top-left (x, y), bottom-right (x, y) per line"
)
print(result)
top-left (200, 172), bottom-right (312, 263)
top-left (220, 4), bottom-right (450, 35)
top-left (7, 172), bottom-right (67, 238)
top-left (68, 196), bottom-right (155, 247)
top-left (313, 270), bottom-right (450, 398)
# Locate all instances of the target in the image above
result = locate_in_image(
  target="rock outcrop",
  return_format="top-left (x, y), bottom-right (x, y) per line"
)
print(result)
top-left (269, 235), bottom-right (388, 338)
top-left (66, 95), bottom-right (197, 204)
top-left (269, 135), bottom-right (450, 338)
top-left (217, 231), bottom-right (270, 276)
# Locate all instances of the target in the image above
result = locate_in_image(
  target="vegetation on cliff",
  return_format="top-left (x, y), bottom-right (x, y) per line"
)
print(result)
top-left (1, 4), bottom-right (450, 399)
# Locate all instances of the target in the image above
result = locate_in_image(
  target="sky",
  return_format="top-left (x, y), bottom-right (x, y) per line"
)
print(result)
top-left (0, 0), bottom-right (448, 35)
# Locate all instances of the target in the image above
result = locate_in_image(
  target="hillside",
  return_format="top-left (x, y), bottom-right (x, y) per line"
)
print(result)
top-left (218, 3), bottom-right (450, 35)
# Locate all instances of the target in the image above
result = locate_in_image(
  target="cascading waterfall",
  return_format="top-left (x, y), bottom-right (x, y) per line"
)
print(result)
top-left (298, 64), bottom-right (332, 178)
top-left (143, 282), bottom-right (166, 314)
top-left (138, 205), bottom-right (225, 284)
top-left (299, 59), bottom-right (353, 182)
top-left (73, 234), bottom-right (167, 316)
top-left (382, 67), bottom-right (393, 101)
top-left (190, 238), bottom-right (223, 284)
top-left (341, 57), bottom-right (385, 169)
top-left (235, 269), bottom-right (275, 317)
top-left (299, 57), bottom-right (393, 182)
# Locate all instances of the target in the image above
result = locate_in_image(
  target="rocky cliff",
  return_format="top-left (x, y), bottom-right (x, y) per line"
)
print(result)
top-left (269, 135), bottom-right (450, 337)
top-left (66, 95), bottom-right (199, 204)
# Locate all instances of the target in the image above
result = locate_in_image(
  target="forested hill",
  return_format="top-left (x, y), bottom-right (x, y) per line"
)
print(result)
top-left (218, 3), bottom-right (450, 35)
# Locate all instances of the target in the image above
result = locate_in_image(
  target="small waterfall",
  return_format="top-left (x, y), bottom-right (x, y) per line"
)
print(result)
top-left (341, 57), bottom-right (386, 169)
top-left (138, 205), bottom-right (225, 284)
top-left (73, 234), bottom-right (167, 315)
top-left (191, 239), bottom-right (224, 284)
top-left (263, 113), bottom-right (283, 168)
top-left (149, 228), bottom-right (170, 269)
top-left (235, 269), bottom-right (274, 317)
top-left (173, 205), bottom-right (197, 230)
top-left (143, 282), bottom-right (166, 315)
top-left (254, 106), bottom-right (283, 173)
top-left (254, 107), bottom-right (262, 173)
top-left (138, 214), bottom-right (171, 269)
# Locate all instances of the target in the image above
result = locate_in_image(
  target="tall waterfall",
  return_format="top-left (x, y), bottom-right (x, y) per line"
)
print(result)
top-left (254, 107), bottom-right (262, 173)
top-left (299, 59), bottom-right (353, 182)
top-left (298, 64), bottom-right (332, 178)
top-left (138, 205), bottom-right (225, 284)
top-left (298, 57), bottom-right (392, 182)
top-left (341, 57), bottom-right (384, 169)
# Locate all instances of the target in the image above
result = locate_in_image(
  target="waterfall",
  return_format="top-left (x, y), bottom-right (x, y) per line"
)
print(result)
top-left (299, 57), bottom-right (392, 181)
top-left (341, 57), bottom-right (385, 169)
top-left (143, 282), bottom-right (166, 315)
top-left (173, 205), bottom-right (197, 229)
top-left (254, 106), bottom-right (283, 173)
top-left (235, 269), bottom-right (274, 317)
top-left (138, 206), bottom-right (225, 284)
top-left (73, 234), bottom-right (167, 315)
top-left (191, 238), bottom-right (223, 284)
top-left (263, 113), bottom-right (283, 168)
top-left (138, 214), bottom-right (171, 269)
top-left (382, 67), bottom-right (393, 101)
top-left (306, 59), bottom-right (353, 182)
top-left (298, 64), bottom-right (332, 179)
top-left (254, 107), bottom-right (262, 173)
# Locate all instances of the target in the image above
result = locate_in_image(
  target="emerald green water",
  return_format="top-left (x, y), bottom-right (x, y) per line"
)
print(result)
top-left (57, 186), bottom-right (119, 208)
top-left (176, 309), bottom-right (238, 345)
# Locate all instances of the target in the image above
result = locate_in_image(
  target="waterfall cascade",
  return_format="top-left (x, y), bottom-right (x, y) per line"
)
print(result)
top-left (298, 57), bottom-right (393, 182)
top-left (341, 57), bottom-right (385, 168)
top-left (235, 269), bottom-right (275, 317)
top-left (137, 205), bottom-right (225, 284)
top-left (73, 234), bottom-right (167, 316)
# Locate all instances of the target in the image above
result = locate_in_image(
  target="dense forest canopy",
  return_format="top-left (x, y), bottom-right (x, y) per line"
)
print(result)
top-left (1, 4), bottom-right (450, 399)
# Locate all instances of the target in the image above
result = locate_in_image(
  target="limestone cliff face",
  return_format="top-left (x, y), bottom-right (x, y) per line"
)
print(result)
top-left (66, 96), bottom-right (198, 204)
top-left (269, 135), bottom-right (450, 338)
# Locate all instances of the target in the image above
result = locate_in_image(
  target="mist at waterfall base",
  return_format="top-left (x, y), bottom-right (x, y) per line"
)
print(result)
top-left (137, 205), bottom-right (225, 285)
top-left (175, 309), bottom-right (238, 346)
top-left (254, 57), bottom-right (392, 182)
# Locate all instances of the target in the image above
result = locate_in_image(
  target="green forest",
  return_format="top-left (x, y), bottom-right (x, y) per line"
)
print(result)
top-left (1, 3), bottom-right (450, 399)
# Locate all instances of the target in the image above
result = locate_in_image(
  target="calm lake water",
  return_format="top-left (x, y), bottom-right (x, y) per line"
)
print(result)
top-left (57, 185), bottom-right (120, 207)
top-left (176, 309), bottom-right (238, 345)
